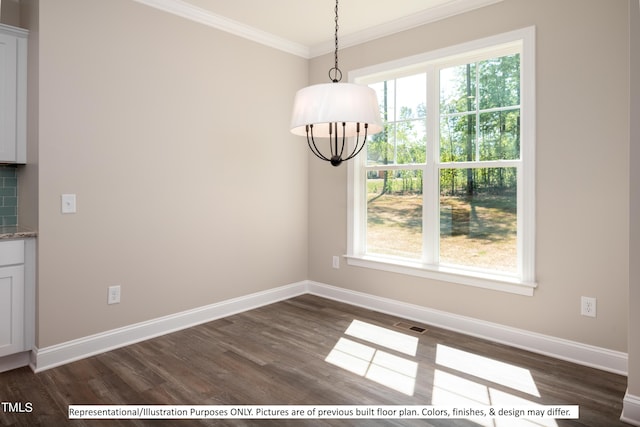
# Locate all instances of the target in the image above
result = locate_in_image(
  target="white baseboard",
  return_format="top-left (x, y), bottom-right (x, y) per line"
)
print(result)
top-left (33, 279), bottom-right (628, 378)
top-left (0, 351), bottom-right (31, 373)
top-left (306, 281), bottom-right (628, 376)
top-left (33, 281), bottom-right (307, 372)
top-left (622, 392), bottom-right (640, 426)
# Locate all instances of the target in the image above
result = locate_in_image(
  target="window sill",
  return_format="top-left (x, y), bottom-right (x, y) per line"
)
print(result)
top-left (344, 254), bottom-right (537, 296)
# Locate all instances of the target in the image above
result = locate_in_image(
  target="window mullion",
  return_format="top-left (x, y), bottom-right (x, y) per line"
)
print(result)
top-left (393, 79), bottom-right (398, 164)
top-left (475, 62), bottom-right (481, 162)
top-left (347, 150), bottom-right (366, 256)
top-left (424, 66), bottom-right (439, 265)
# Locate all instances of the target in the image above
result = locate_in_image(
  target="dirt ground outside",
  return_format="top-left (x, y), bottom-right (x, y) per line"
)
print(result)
top-left (366, 192), bottom-right (517, 273)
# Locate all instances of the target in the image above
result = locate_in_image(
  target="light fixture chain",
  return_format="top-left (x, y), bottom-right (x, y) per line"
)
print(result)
top-left (328, 0), bottom-right (342, 82)
top-left (334, 0), bottom-right (339, 73)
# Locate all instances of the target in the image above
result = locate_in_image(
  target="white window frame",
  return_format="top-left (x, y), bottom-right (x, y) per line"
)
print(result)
top-left (346, 27), bottom-right (536, 296)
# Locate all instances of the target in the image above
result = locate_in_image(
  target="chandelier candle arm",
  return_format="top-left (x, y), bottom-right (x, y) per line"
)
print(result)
top-left (306, 125), bottom-right (331, 163)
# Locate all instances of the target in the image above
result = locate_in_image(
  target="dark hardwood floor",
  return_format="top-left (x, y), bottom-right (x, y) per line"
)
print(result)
top-left (0, 294), bottom-right (628, 426)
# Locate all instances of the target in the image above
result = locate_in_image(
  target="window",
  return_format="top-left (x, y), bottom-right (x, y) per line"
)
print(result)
top-left (347, 28), bottom-right (536, 295)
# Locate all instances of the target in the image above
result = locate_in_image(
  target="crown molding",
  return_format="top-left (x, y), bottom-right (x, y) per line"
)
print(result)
top-left (309, 0), bottom-right (505, 57)
top-left (133, 0), bottom-right (504, 59)
top-left (132, 0), bottom-right (311, 58)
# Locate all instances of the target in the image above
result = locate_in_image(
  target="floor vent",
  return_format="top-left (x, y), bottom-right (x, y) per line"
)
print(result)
top-left (393, 322), bottom-right (427, 334)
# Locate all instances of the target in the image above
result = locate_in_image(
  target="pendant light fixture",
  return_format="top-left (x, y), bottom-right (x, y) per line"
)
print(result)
top-left (290, 0), bottom-right (383, 166)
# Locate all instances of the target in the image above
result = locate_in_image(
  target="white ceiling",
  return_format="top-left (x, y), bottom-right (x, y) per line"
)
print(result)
top-left (134, 0), bottom-right (503, 58)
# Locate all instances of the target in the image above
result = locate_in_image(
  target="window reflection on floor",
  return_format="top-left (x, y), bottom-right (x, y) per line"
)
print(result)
top-left (435, 344), bottom-right (539, 397)
top-left (433, 344), bottom-right (557, 427)
top-left (325, 320), bottom-right (557, 426)
top-left (325, 320), bottom-right (419, 395)
top-left (345, 319), bottom-right (419, 356)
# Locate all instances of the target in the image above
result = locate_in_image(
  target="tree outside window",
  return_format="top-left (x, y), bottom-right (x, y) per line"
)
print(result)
top-left (350, 29), bottom-right (535, 291)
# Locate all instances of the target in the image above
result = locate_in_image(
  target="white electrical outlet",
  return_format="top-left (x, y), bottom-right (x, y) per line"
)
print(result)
top-left (581, 296), bottom-right (596, 317)
top-left (332, 255), bottom-right (340, 269)
top-left (108, 285), bottom-right (121, 305)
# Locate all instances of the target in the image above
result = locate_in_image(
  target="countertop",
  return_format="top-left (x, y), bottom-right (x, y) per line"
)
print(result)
top-left (0, 226), bottom-right (37, 239)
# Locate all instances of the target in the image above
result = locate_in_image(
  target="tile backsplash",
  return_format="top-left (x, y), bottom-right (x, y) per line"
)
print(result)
top-left (0, 166), bottom-right (18, 226)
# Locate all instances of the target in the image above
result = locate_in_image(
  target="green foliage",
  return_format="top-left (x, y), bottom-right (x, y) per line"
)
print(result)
top-left (439, 167), bottom-right (517, 197)
top-left (367, 78), bottom-right (427, 167)
top-left (367, 171), bottom-right (423, 196)
top-left (367, 53), bottom-right (520, 198)
top-left (439, 54), bottom-right (520, 195)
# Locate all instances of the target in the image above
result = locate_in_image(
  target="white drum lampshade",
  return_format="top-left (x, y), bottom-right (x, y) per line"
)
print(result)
top-left (290, 82), bottom-right (383, 166)
top-left (290, 82), bottom-right (383, 137)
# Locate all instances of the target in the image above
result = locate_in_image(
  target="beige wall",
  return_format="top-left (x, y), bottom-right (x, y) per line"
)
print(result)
top-left (308, 0), bottom-right (630, 352)
top-left (13, 0), bottom-right (635, 361)
top-left (27, 0), bottom-right (308, 347)
top-left (628, 0), bottom-right (640, 399)
top-left (18, 0), bottom-right (38, 236)
top-left (0, 0), bottom-right (20, 26)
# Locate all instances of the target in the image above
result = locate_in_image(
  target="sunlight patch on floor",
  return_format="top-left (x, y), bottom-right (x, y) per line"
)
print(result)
top-left (325, 338), bottom-right (374, 376)
top-left (325, 320), bottom-right (419, 395)
top-left (345, 319), bottom-right (419, 356)
top-left (435, 344), bottom-right (540, 397)
top-left (432, 345), bottom-right (557, 427)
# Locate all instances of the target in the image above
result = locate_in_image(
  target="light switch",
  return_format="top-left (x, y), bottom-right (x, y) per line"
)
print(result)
top-left (61, 194), bottom-right (77, 214)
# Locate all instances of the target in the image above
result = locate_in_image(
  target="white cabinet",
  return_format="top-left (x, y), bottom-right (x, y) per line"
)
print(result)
top-left (0, 240), bottom-right (30, 361)
top-left (0, 265), bottom-right (24, 356)
top-left (0, 24), bottom-right (27, 163)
